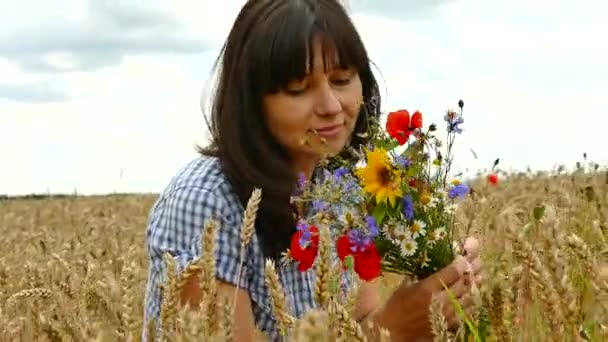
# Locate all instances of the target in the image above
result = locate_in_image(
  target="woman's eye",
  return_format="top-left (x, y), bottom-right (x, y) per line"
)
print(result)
top-left (331, 71), bottom-right (354, 86)
top-left (285, 87), bottom-right (307, 95)
top-left (332, 77), bottom-right (351, 86)
top-left (284, 81), bottom-right (308, 95)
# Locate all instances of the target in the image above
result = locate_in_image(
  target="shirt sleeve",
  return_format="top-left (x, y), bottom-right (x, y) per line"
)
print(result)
top-left (146, 185), bottom-right (250, 289)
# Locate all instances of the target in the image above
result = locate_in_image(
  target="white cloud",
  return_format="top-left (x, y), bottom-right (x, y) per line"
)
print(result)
top-left (1, 0), bottom-right (606, 195)
top-left (352, 0), bottom-right (608, 174)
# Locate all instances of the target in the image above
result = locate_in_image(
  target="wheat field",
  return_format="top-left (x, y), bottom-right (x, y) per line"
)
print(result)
top-left (0, 166), bottom-right (607, 341)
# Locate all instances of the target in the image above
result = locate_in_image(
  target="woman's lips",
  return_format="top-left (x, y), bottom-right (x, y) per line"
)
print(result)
top-left (313, 124), bottom-right (343, 138)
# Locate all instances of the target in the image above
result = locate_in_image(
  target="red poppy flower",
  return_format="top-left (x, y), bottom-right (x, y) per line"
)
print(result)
top-left (411, 111), bottom-right (423, 129)
top-left (386, 110), bottom-right (423, 145)
top-left (408, 178), bottom-right (417, 188)
top-left (336, 235), bottom-right (382, 281)
top-left (487, 173), bottom-right (498, 185)
top-left (290, 225), bottom-right (319, 272)
top-left (386, 110), bottom-right (411, 145)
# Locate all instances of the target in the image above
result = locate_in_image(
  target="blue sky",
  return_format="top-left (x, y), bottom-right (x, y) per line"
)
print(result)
top-left (1, 0), bottom-right (606, 195)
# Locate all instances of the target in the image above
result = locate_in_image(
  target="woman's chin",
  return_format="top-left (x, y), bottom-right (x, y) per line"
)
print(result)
top-left (293, 137), bottom-right (348, 162)
top-left (317, 142), bottom-right (347, 159)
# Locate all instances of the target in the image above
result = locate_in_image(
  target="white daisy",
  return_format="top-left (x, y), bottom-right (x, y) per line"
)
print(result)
top-left (382, 221), bottom-right (398, 240)
top-left (396, 224), bottom-right (411, 239)
top-left (444, 203), bottom-right (458, 214)
top-left (430, 193), bottom-right (443, 208)
top-left (400, 236), bottom-right (418, 256)
top-left (435, 227), bottom-right (447, 240)
top-left (408, 220), bottom-right (427, 239)
top-left (421, 194), bottom-right (434, 209)
top-left (427, 229), bottom-right (439, 246)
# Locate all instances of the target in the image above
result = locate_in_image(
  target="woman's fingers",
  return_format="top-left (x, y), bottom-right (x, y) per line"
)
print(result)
top-left (441, 293), bottom-right (477, 330)
top-left (475, 274), bottom-right (482, 287)
top-left (434, 277), bottom-right (467, 307)
top-left (450, 277), bottom-right (468, 299)
top-left (469, 256), bottom-right (482, 275)
top-left (463, 237), bottom-right (479, 261)
top-left (427, 256), bottom-right (468, 292)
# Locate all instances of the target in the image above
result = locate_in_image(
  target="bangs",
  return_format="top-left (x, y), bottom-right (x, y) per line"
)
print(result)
top-left (246, 1), bottom-right (369, 95)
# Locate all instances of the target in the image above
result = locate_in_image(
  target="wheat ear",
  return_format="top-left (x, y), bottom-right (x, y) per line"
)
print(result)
top-left (335, 301), bottom-right (367, 341)
top-left (507, 224), bottom-right (565, 335)
top-left (314, 222), bottom-right (332, 310)
top-left (8, 287), bottom-right (52, 304)
top-left (429, 294), bottom-right (449, 342)
top-left (264, 259), bottom-right (295, 337)
top-left (233, 188), bottom-right (261, 312)
top-left (199, 218), bottom-right (220, 333)
top-left (159, 253), bottom-right (178, 337)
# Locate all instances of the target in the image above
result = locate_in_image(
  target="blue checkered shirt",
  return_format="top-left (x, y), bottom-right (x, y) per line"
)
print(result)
top-left (143, 155), bottom-right (351, 341)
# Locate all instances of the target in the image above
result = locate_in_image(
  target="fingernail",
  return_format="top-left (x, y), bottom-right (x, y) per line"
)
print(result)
top-left (454, 255), bottom-right (467, 275)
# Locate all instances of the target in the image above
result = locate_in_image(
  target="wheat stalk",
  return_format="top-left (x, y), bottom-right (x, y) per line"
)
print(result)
top-left (160, 253), bottom-right (179, 336)
top-left (233, 188), bottom-right (261, 312)
top-left (264, 259), bottom-right (295, 337)
top-left (314, 222), bottom-right (332, 310)
top-left (1, 167), bottom-right (607, 341)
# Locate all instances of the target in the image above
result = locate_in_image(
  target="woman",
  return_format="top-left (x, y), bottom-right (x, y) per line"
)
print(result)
top-left (143, 0), bottom-right (483, 341)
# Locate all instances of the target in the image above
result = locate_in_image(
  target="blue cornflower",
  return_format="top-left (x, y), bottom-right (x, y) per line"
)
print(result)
top-left (366, 216), bottom-right (379, 237)
top-left (402, 195), bottom-right (414, 220)
top-left (444, 113), bottom-right (464, 134)
top-left (448, 183), bottom-right (469, 199)
top-left (390, 151), bottom-right (411, 169)
top-left (347, 229), bottom-right (373, 253)
top-left (296, 220), bottom-right (313, 248)
top-left (396, 155), bottom-right (412, 168)
top-left (334, 167), bottom-right (349, 179)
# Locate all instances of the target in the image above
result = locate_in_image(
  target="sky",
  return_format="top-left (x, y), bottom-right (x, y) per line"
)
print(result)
top-left (1, 0), bottom-right (606, 195)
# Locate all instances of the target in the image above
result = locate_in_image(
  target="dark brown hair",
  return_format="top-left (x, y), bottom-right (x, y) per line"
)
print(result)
top-left (198, 0), bottom-right (382, 259)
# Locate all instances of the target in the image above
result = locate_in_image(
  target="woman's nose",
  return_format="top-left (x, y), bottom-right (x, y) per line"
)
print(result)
top-left (314, 84), bottom-right (342, 116)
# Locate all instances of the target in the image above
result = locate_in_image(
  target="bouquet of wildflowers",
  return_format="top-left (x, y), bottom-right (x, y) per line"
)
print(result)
top-left (288, 101), bottom-right (471, 281)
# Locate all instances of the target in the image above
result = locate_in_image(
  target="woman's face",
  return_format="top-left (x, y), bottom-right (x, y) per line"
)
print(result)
top-left (263, 37), bottom-right (364, 168)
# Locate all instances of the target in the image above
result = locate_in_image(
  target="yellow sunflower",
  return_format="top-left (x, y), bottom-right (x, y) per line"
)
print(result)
top-left (355, 148), bottom-right (403, 207)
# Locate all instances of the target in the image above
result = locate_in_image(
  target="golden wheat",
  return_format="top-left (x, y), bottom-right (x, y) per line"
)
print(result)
top-left (0, 168), bottom-right (607, 341)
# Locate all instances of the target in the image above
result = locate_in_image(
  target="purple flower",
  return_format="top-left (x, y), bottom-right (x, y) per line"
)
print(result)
top-left (334, 167), bottom-right (349, 179)
top-left (347, 229), bottom-right (373, 253)
top-left (396, 155), bottom-right (411, 168)
top-left (366, 216), bottom-right (379, 237)
top-left (444, 113), bottom-right (464, 134)
top-left (390, 151), bottom-right (411, 168)
top-left (312, 200), bottom-right (329, 212)
top-left (293, 172), bottom-right (307, 196)
top-left (299, 231), bottom-right (312, 248)
top-left (448, 183), bottom-right (469, 199)
top-left (296, 220), bottom-right (313, 248)
top-left (297, 172), bottom-right (306, 187)
top-left (342, 178), bottom-right (358, 192)
top-left (296, 220), bottom-right (308, 231)
top-left (402, 195), bottom-right (414, 220)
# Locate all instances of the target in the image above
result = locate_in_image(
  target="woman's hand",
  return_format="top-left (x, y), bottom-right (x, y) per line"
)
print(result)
top-left (368, 237), bottom-right (483, 342)
top-left (463, 237), bottom-right (483, 289)
top-left (437, 237), bottom-right (483, 329)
